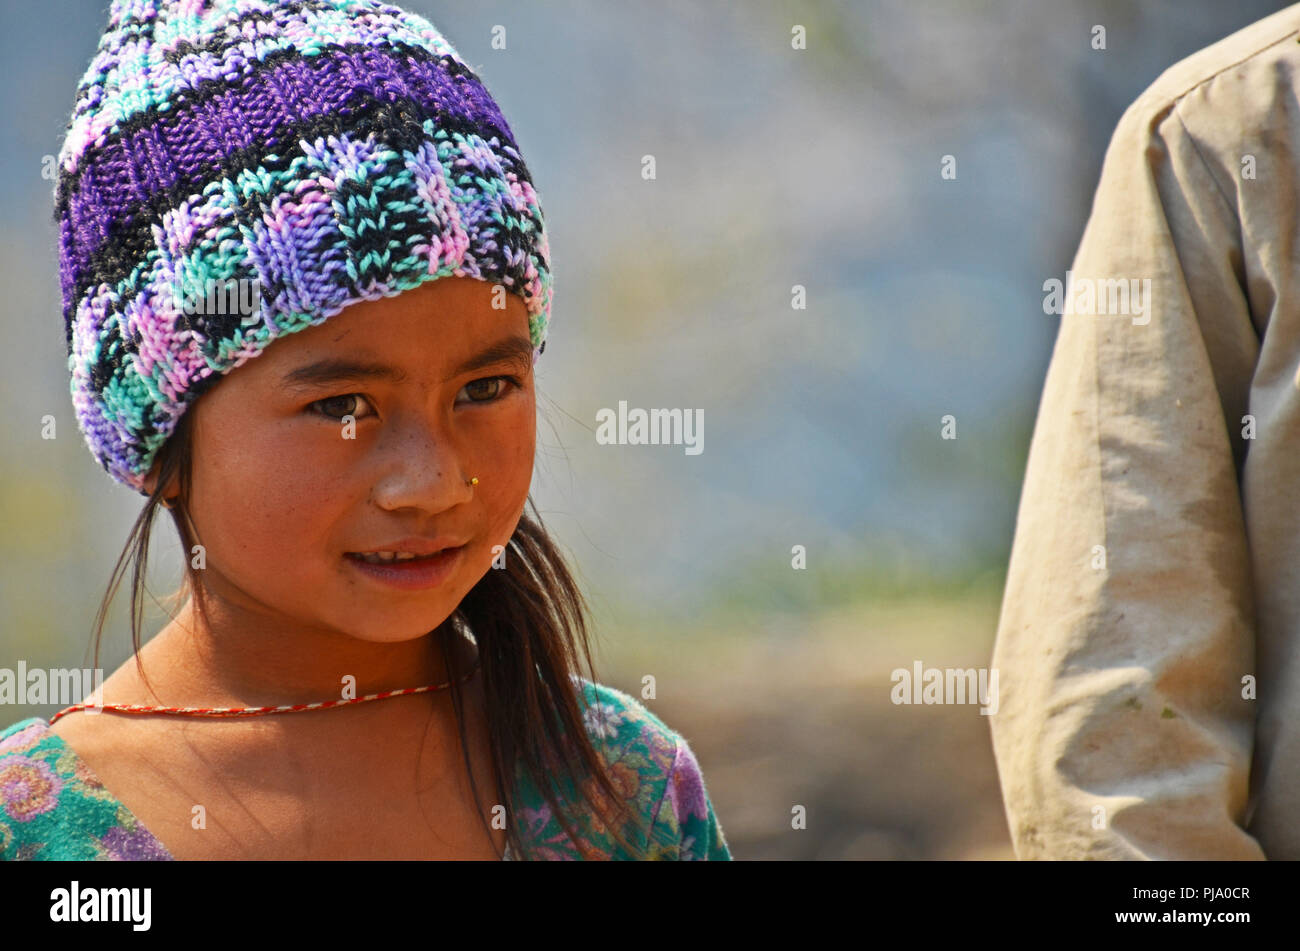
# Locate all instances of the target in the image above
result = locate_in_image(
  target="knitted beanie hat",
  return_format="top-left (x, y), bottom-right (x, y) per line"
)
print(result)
top-left (55, 0), bottom-right (552, 496)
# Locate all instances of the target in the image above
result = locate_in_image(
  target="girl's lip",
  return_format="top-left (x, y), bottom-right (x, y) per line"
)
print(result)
top-left (344, 546), bottom-right (464, 591)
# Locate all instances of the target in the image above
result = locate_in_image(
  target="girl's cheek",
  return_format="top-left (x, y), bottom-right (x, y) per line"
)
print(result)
top-left (492, 435), bottom-right (536, 537)
top-left (494, 412), bottom-right (535, 490)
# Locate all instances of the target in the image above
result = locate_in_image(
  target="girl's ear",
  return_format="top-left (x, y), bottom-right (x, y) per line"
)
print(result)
top-left (142, 458), bottom-right (170, 500)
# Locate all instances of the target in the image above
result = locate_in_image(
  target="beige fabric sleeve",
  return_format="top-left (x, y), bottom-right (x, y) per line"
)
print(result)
top-left (989, 88), bottom-right (1265, 859)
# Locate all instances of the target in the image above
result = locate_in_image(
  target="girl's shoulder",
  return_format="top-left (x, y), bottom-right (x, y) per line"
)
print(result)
top-left (512, 677), bottom-right (732, 860)
top-left (573, 676), bottom-right (680, 754)
top-left (0, 717), bottom-right (172, 861)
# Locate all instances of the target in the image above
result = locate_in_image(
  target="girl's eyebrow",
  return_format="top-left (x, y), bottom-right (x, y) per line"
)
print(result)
top-left (280, 335), bottom-right (534, 390)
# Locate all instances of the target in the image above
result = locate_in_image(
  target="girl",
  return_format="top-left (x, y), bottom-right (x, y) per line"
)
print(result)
top-left (0, 0), bottom-right (731, 861)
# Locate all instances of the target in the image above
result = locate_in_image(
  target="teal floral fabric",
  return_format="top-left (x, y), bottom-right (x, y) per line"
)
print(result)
top-left (514, 679), bottom-right (732, 860)
top-left (0, 678), bottom-right (731, 861)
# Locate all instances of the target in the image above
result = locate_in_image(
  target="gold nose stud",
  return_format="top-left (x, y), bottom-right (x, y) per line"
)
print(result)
top-left (467, 477), bottom-right (478, 487)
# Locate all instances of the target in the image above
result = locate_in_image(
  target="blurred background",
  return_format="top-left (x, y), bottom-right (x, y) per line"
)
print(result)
top-left (0, 0), bottom-right (1290, 859)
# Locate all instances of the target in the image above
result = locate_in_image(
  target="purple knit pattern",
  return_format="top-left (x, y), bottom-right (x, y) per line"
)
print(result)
top-left (54, 0), bottom-right (552, 493)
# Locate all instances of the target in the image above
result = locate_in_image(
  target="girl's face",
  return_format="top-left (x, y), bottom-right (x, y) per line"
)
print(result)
top-left (150, 276), bottom-right (537, 646)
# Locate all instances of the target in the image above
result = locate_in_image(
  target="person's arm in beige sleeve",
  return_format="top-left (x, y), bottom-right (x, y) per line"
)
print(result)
top-left (990, 78), bottom-right (1265, 859)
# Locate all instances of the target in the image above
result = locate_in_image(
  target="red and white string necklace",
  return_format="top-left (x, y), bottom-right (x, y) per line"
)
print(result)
top-left (49, 656), bottom-right (481, 723)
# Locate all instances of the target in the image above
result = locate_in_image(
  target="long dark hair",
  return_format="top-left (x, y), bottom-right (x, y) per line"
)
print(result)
top-left (88, 405), bottom-right (639, 859)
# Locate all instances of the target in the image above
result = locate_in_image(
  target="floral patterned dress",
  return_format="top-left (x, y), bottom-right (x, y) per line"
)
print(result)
top-left (0, 678), bottom-right (731, 861)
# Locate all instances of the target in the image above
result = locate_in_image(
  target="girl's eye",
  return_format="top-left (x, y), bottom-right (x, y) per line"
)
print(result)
top-left (308, 377), bottom-right (519, 419)
top-left (309, 393), bottom-right (375, 421)
top-left (459, 376), bottom-right (520, 404)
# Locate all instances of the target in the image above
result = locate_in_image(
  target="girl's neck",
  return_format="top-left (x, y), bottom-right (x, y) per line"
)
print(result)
top-left (97, 598), bottom-right (470, 712)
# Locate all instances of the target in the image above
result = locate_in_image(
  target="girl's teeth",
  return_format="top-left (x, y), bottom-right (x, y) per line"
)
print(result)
top-left (354, 551), bottom-right (435, 565)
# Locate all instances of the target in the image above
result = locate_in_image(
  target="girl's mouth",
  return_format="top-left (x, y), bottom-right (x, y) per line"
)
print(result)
top-left (344, 546), bottom-right (464, 590)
